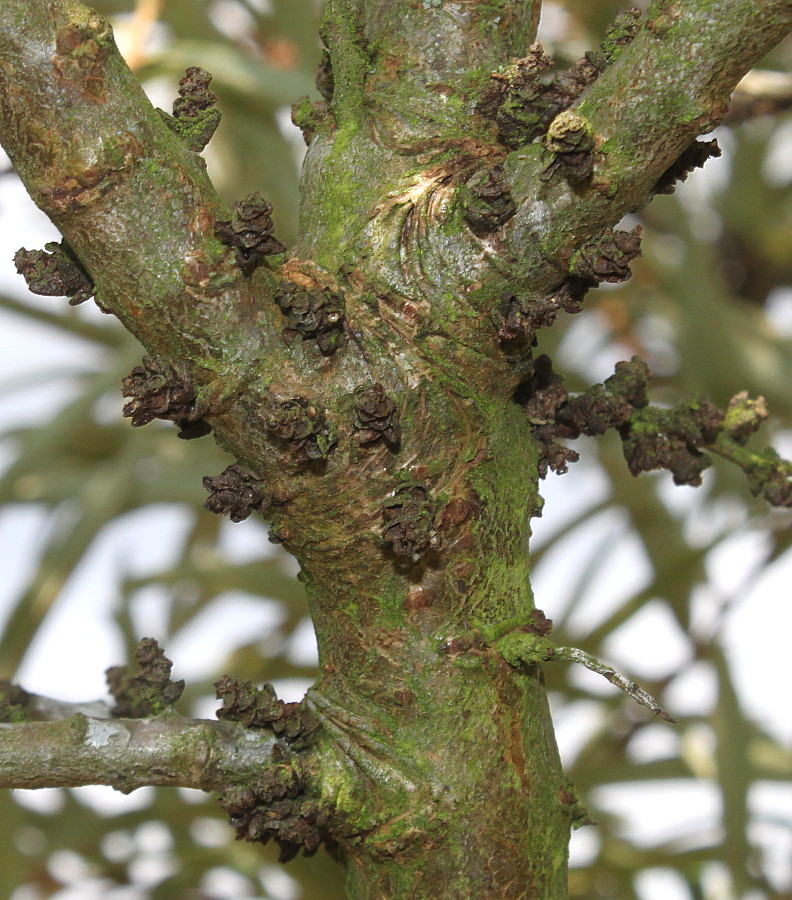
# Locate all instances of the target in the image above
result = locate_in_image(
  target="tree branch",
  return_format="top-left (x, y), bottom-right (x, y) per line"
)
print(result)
top-left (0, 712), bottom-right (283, 793)
top-left (0, 0), bottom-right (290, 394)
top-left (505, 0), bottom-right (792, 281)
top-left (363, 0), bottom-right (541, 79)
top-left (522, 356), bottom-right (792, 508)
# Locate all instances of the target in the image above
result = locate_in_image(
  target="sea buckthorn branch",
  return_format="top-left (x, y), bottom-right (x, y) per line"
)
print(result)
top-left (0, 708), bottom-right (282, 792)
top-left (495, 631), bottom-right (676, 723)
top-left (0, 0), bottom-right (294, 412)
top-left (523, 356), bottom-right (792, 507)
top-left (440, 610), bottom-right (674, 722)
top-left (499, 0), bottom-right (792, 286)
top-left (0, 642), bottom-right (298, 794)
top-left (0, 641), bottom-right (331, 862)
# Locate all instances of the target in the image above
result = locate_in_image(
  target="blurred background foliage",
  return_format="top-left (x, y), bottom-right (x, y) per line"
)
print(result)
top-left (0, 1), bottom-right (790, 898)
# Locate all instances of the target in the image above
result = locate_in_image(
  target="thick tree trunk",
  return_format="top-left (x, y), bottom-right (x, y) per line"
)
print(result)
top-left (0, 0), bottom-right (790, 897)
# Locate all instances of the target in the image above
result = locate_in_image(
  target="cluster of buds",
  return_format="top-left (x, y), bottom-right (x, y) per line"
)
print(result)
top-left (478, 44), bottom-right (556, 147)
top-left (525, 356), bottom-right (651, 478)
top-left (215, 193), bottom-right (286, 274)
top-left (203, 464), bottom-right (271, 522)
top-left (622, 400), bottom-right (724, 486)
top-left (353, 384), bottom-right (401, 446)
top-left (266, 397), bottom-right (338, 462)
top-left (480, 10), bottom-right (643, 151)
top-left (163, 66), bottom-right (221, 152)
top-left (382, 484), bottom-right (439, 562)
top-left (122, 356), bottom-right (211, 440)
top-left (499, 283), bottom-right (585, 349)
top-left (654, 139), bottom-right (721, 195)
top-left (569, 226), bottom-right (643, 284)
top-left (219, 773), bottom-right (329, 861)
top-left (173, 66), bottom-right (217, 118)
top-left (14, 242), bottom-right (93, 305)
top-left (215, 675), bottom-right (318, 742)
top-left (106, 638), bottom-right (185, 718)
top-left (275, 284), bottom-right (345, 354)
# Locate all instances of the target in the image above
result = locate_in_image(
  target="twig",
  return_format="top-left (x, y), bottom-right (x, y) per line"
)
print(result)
top-left (553, 646), bottom-right (676, 723)
top-left (495, 632), bottom-right (676, 722)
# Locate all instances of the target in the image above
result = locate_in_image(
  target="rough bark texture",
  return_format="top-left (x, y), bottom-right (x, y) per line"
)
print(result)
top-left (0, 0), bottom-right (790, 898)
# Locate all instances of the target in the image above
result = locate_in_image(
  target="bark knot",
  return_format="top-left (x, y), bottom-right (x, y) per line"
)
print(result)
top-left (53, 16), bottom-right (112, 100)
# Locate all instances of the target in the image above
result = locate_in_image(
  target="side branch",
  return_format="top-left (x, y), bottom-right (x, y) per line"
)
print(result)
top-left (522, 356), bottom-right (792, 507)
top-left (0, 0), bottom-right (286, 367)
top-left (507, 0), bottom-right (792, 272)
top-left (0, 714), bottom-right (282, 793)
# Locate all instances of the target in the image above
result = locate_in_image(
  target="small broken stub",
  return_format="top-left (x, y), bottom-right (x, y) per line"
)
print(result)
top-left (14, 242), bottom-right (93, 305)
top-left (543, 111), bottom-right (595, 184)
top-left (203, 464), bottom-right (271, 522)
top-left (215, 193), bottom-right (286, 275)
top-left (122, 356), bottom-right (212, 440)
top-left (353, 384), bottom-right (401, 447)
top-left (382, 484), bottom-right (440, 563)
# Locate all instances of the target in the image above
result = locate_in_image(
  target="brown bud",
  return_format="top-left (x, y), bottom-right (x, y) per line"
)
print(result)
top-left (353, 384), bottom-right (401, 446)
top-left (654, 140), bottom-right (721, 195)
top-left (382, 484), bottom-right (439, 562)
top-left (203, 464), bottom-right (271, 522)
top-left (173, 67), bottom-right (217, 116)
top-left (461, 164), bottom-right (516, 235)
top-left (215, 193), bottom-right (286, 274)
top-left (267, 398), bottom-right (338, 462)
top-left (106, 638), bottom-right (184, 717)
top-left (275, 284), bottom-right (345, 354)
top-left (569, 227), bottom-right (643, 284)
top-left (14, 242), bottom-right (93, 305)
top-left (499, 282), bottom-right (586, 348)
top-left (122, 356), bottom-right (211, 439)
